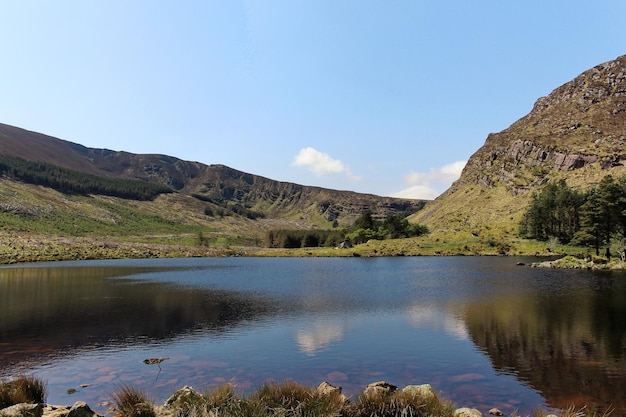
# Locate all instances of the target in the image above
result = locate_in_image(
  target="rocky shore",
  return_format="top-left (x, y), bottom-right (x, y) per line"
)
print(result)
top-left (0, 381), bottom-right (565, 417)
top-left (531, 254), bottom-right (626, 269)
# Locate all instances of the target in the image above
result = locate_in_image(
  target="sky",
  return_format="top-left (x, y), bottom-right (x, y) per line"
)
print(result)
top-left (1, 1), bottom-right (625, 200)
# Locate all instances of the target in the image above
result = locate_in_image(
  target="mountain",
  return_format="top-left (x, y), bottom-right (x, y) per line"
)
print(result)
top-left (0, 122), bottom-right (423, 233)
top-left (411, 54), bottom-right (626, 237)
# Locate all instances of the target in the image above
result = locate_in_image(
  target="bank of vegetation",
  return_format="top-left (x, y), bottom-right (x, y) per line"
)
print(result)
top-left (520, 175), bottom-right (626, 257)
top-left (265, 212), bottom-right (429, 249)
top-left (0, 154), bottom-right (172, 200)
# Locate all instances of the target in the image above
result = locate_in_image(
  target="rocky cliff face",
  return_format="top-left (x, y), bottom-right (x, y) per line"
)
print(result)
top-left (413, 54), bottom-right (626, 232)
top-left (464, 54), bottom-right (626, 194)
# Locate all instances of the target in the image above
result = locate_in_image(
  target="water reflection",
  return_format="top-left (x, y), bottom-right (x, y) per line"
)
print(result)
top-left (0, 264), bottom-right (278, 372)
top-left (407, 303), bottom-right (469, 340)
top-left (296, 321), bottom-right (345, 355)
top-left (1, 257), bottom-right (625, 416)
top-left (463, 271), bottom-right (626, 414)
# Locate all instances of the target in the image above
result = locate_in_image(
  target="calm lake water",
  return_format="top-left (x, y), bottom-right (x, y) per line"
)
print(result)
top-left (1, 256), bottom-right (625, 415)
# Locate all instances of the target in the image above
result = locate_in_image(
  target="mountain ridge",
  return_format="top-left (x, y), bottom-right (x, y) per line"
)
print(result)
top-left (0, 122), bottom-right (424, 229)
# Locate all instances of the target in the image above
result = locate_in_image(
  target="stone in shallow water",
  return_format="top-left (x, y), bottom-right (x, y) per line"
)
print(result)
top-left (326, 371), bottom-right (348, 381)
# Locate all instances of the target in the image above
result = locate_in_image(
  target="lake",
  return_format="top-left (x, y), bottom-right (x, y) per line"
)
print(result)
top-left (1, 256), bottom-right (625, 415)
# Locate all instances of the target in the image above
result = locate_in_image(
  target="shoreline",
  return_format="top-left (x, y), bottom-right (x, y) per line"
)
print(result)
top-left (2, 233), bottom-right (624, 270)
top-left (1, 378), bottom-right (590, 417)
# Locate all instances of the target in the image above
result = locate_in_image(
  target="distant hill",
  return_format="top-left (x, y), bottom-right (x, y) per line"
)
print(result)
top-left (411, 54), bottom-right (626, 237)
top-left (0, 122), bottom-right (424, 232)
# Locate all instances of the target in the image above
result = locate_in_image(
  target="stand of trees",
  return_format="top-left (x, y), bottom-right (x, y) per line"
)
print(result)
top-left (520, 175), bottom-right (626, 255)
top-left (0, 154), bottom-right (173, 200)
top-left (265, 212), bottom-right (429, 249)
top-left (344, 212), bottom-right (429, 244)
top-left (265, 229), bottom-right (345, 249)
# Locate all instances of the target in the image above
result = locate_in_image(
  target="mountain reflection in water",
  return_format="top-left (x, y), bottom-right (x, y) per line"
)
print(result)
top-left (0, 263), bottom-right (279, 370)
top-left (0, 257), bottom-right (624, 415)
top-left (464, 271), bottom-right (626, 413)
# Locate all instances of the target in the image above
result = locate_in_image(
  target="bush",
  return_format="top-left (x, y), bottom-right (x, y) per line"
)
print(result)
top-left (0, 375), bottom-right (48, 409)
top-left (249, 381), bottom-right (345, 417)
top-left (346, 389), bottom-right (455, 417)
top-left (111, 384), bottom-right (155, 417)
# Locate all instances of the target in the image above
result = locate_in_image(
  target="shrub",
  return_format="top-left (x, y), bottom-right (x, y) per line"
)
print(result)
top-left (249, 381), bottom-right (344, 417)
top-left (111, 384), bottom-right (155, 417)
top-left (347, 389), bottom-right (455, 417)
top-left (204, 384), bottom-right (246, 416)
top-left (0, 375), bottom-right (48, 409)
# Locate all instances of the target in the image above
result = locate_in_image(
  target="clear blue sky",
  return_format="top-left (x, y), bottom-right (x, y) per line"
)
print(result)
top-left (1, 1), bottom-right (625, 199)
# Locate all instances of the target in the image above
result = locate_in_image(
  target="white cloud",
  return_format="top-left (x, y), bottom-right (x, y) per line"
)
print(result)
top-left (392, 160), bottom-right (466, 200)
top-left (393, 185), bottom-right (439, 200)
top-left (292, 147), bottom-right (360, 180)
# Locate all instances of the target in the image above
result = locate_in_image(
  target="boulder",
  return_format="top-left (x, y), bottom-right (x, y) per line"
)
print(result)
top-left (363, 381), bottom-right (398, 397)
top-left (315, 382), bottom-right (348, 403)
top-left (43, 405), bottom-right (72, 417)
top-left (67, 402), bottom-right (100, 417)
top-left (488, 408), bottom-right (504, 416)
top-left (0, 403), bottom-right (43, 417)
top-left (163, 386), bottom-right (203, 408)
top-left (42, 402), bottom-right (102, 417)
top-left (454, 407), bottom-right (483, 417)
top-left (315, 381), bottom-right (341, 396)
top-left (401, 384), bottom-right (438, 401)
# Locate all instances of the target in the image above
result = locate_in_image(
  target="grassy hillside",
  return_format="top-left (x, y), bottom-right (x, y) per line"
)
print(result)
top-left (0, 178), bottom-right (276, 263)
top-left (0, 123), bottom-right (424, 231)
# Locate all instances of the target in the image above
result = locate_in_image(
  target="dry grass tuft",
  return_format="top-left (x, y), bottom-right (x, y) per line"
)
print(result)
top-left (0, 375), bottom-right (48, 409)
top-left (346, 389), bottom-right (456, 417)
top-left (111, 384), bottom-right (156, 417)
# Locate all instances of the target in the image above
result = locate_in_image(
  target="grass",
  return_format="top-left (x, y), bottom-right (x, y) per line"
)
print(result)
top-left (0, 375), bottom-right (47, 409)
top-left (251, 232), bottom-right (583, 258)
top-left (154, 381), bottom-right (451, 417)
top-left (120, 381), bottom-right (614, 417)
top-left (0, 176), bottom-right (614, 265)
top-left (111, 384), bottom-right (156, 417)
top-left (0, 377), bottom-right (615, 417)
top-left (344, 388), bottom-right (455, 417)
